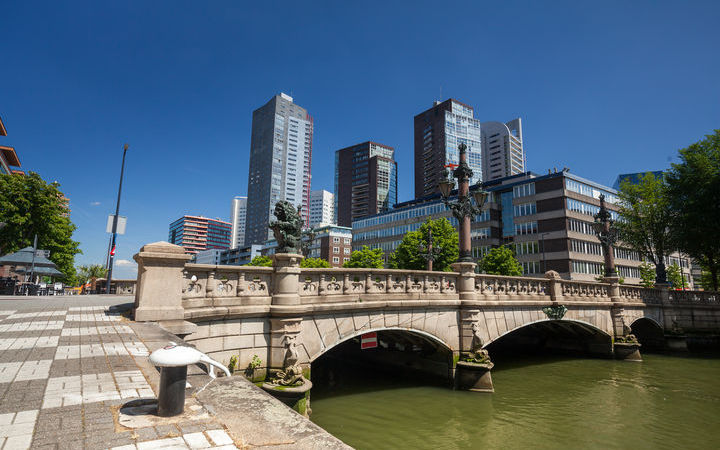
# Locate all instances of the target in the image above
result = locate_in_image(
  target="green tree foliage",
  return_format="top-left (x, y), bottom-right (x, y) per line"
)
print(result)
top-left (76, 264), bottom-right (108, 284)
top-left (638, 261), bottom-right (656, 288)
top-left (616, 173), bottom-right (672, 284)
top-left (0, 172), bottom-right (80, 281)
top-left (388, 218), bottom-right (459, 271)
top-left (300, 257), bottom-right (331, 268)
top-left (666, 263), bottom-right (687, 290)
top-left (246, 255), bottom-right (272, 267)
top-left (478, 245), bottom-right (522, 276)
top-left (665, 130), bottom-right (720, 291)
top-left (343, 245), bottom-right (384, 268)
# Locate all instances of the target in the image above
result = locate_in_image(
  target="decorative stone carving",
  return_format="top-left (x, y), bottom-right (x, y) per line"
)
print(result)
top-left (272, 335), bottom-right (307, 386)
top-left (268, 201), bottom-right (303, 254)
top-left (542, 304), bottom-right (568, 320)
top-left (463, 322), bottom-right (491, 364)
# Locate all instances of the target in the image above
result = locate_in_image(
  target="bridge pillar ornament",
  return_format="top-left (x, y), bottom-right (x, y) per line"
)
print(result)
top-left (456, 309), bottom-right (494, 392)
top-left (452, 261), bottom-right (477, 301)
top-left (272, 253), bottom-right (303, 306)
top-left (133, 241), bottom-right (192, 321)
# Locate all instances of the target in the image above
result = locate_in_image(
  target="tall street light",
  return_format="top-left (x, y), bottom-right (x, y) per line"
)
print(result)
top-left (106, 144), bottom-right (129, 295)
top-left (438, 143), bottom-right (489, 263)
top-left (418, 227), bottom-right (442, 271)
top-left (592, 194), bottom-right (619, 278)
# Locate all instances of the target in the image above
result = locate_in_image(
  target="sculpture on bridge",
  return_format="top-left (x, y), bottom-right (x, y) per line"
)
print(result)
top-left (272, 334), bottom-right (307, 386)
top-left (615, 317), bottom-right (639, 344)
top-left (463, 322), bottom-right (491, 364)
top-left (269, 201), bottom-right (304, 254)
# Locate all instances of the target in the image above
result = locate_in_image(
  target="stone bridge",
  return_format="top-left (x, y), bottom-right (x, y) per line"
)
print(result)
top-left (133, 242), bottom-right (720, 390)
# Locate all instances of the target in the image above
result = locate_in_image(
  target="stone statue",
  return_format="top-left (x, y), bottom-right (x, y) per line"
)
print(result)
top-left (273, 334), bottom-right (306, 386)
top-left (616, 317), bottom-right (639, 344)
top-left (269, 201), bottom-right (304, 254)
top-left (464, 322), bottom-right (491, 364)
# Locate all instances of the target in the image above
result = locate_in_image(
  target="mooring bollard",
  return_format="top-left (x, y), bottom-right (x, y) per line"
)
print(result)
top-left (149, 342), bottom-right (230, 417)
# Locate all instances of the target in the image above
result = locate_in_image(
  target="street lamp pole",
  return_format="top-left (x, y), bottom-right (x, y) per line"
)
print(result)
top-left (593, 194), bottom-right (618, 278)
top-left (438, 143), bottom-right (488, 263)
top-left (418, 227), bottom-right (442, 271)
top-left (106, 144), bottom-right (129, 295)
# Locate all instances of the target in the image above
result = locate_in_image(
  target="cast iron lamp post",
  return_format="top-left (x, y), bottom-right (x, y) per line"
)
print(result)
top-left (418, 228), bottom-right (442, 271)
top-left (438, 143), bottom-right (489, 263)
top-left (592, 194), bottom-right (619, 278)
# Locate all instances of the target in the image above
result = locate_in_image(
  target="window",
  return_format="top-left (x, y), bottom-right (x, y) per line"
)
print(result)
top-left (333, 257), bottom-right (340, 263)
top-left (344, 257), bottom-right (349, 262)
top-left (333, 247), bottom-right (339, 253)
top-left (344, 238), bottom-right (351, 244)
top-left (513, 183), bottom-right (535, 198)
top-left (514, 202), bottom-right (536, 217)
top-left (333, 237), bottom-right (340, 243)
top-left (515, 221), bottom-right (538, 235)
top-left (572, 260), bottom-right (604, 275)
top-left (344, 248), bottom-right (350, 254)
top-left (515, 241), bottom-right (539, 255)
top-left (521, 261), bottom-right (541, 275)
top-left (570, 239), bottom-right (603, 256)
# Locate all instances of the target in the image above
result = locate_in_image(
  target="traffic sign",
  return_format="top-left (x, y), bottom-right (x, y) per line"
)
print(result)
top-left (106, 215), bottom-right (127, 234)
top-left (35, 250), bottom-right (50, 258)
top-left (360, 332), bottom-right (378, 349)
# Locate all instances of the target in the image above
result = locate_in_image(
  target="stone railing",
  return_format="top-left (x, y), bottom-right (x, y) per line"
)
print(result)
top-left (132, 242), bottom-right (719, 322)
top-left (297, 268), bottom-right (457, 300)
top-left (668, 289), bottom-right (718, 305)
top-left (474, 275), bottom-right (549, 299)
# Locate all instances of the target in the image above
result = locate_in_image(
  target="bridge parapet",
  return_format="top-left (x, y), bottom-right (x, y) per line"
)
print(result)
top-left (668, 289), bottom-right (718, 305)
top-left (473, 275), bottom-right (549, 300)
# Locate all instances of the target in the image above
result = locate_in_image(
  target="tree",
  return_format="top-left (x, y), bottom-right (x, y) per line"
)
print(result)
top-left (76, 264), bottom-right (107, 284)
top-left (246, 255), bottom-right (272, 267)
top-left (300, 257), bottom-right (330, 268)
top-left (665, 130), bottom-right (720, 291)
top-left (343, 245), bottom-right (384, 268)
top-left (666, 263), bottom-right (686, 290)
top-left (478, 246), bottom-right (522, 276)
top-left (638, 261), bottom-right (656, 288)
top-left (616, 173), bottom-right (672, 284)
top-left (388, 218), bottom-right (459, 271)
top-left (0, 172), bottom-right (80, 281)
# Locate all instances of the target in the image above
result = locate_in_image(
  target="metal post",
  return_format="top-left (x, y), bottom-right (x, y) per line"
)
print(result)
top-left (28, 234), bottom-right (37, 295)
top-left (106, 144), bottom-right (129, 295)
top-left (540, 232), bottom-right (548, 273)
top-left (157, 366), bottom-right (187, 417)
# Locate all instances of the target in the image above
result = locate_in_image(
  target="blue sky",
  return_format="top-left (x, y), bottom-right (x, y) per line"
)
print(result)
top-left (3, 1), bottom-right (719, 278)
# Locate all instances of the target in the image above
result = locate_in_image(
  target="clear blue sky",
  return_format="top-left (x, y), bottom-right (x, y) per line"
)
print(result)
top-left (3, 1), bottom-right (719, 278)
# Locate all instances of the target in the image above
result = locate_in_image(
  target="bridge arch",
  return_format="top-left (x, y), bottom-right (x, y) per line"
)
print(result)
top-left (484, 318), bottom-right (614, 358)
top-left (308, 327), bottom-right (453, 363)
top-left (630, 317), bottom-right (665, 350)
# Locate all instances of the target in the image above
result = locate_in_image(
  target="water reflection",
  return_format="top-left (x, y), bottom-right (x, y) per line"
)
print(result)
top-left (311, 354), bottom-right (720, 449)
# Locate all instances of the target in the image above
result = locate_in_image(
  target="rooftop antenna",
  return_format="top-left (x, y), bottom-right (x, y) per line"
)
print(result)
top-left (439, 85), bottom-right (443, 101)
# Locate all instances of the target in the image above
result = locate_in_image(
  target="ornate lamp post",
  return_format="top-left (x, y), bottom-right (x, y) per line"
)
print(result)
top-left (418, 228), bottom-right (442, 271)
top-left (438, 143), bottom-right (489, 262)
top-left (592, 194), bottom-right (619, 278)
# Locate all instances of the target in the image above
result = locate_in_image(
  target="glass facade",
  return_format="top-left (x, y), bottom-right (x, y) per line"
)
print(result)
top-left (444, 105), bottom-right (483, 185)
top-left (501, 191), bottom-right (515, 237)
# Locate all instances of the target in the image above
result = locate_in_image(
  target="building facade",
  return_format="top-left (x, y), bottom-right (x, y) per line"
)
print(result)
top-left (168, 215), bottom-right (231, 255)
top-left (220, 245), bottom-right (262, 266)
top-left (309, 190), bottom-right (335, 227)
top-left (335, 141), bottom-right (397, 227)
top-left (0, 115), bottom-right (22, 176)
top-left (245, 93), bottom-right (313, 245)
top-left (481, 119), bottom-right (525, 181)
top-left (194, 249), bottom-right (223, 265)
top-left (414, 99), bottom-right (483, 198)
top-left (352, 171), bottom-right (692, 286)
top-left (307, 225), bottom-right (353, 267)
top-left (230, 196), bottom-right (247, 249)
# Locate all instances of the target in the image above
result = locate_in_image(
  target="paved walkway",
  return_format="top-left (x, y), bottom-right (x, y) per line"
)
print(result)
top-left (0, 296), bottom-right (239, 449)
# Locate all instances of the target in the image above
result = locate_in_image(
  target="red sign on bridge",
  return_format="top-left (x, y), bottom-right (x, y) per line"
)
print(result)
top-left (360, 332), bottom-right (378, 349)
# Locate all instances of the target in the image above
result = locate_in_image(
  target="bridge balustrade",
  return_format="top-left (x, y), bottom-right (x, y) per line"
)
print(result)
top-left (559, 280), bottom-right (611, 300)
top-left (474, 275), bottom-right (549, 299)
top-left (669, 290), bottom-right (718, 304)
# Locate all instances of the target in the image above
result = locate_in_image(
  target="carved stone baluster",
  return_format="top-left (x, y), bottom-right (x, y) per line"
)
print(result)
top-left (206, 271), bottom-right (215, 297)
top-left (319, 273), bottom-right (326, 295)
top-left (236, 272), bottom-right (246, 295)
top-left (406, 274), bottom-right (412, 293)
top-left (440, 275), bottom-right (446, 293)
top-left (365, 272), bottom-right (372, 293)
top-left (386, 274), bottom-right (392, 293)
top-left (343, 272), bottom-right (350, 294)
top-left (423, 275), bottom-right (429, 293)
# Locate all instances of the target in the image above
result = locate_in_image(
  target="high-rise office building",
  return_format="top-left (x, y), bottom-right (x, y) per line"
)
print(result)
top-left (230, 196), bottom-right (247, 249)
top-left (481, 119), bottom-right (525, 181)
top-left (309, 190), bottom-right (335, 227)
top-left (0, 115), bottom-right (22, 176)
top-left (245, 93), bottom-right (313, 245)
top-left (414, 99), bottom-right (482, 198)
top-left (168, 215), bottom-right (231, 255)
top-left (335, 141), bottom-right (397, 227)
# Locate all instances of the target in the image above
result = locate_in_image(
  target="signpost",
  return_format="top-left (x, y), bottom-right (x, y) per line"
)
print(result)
top-left (360, 332), bottom-right (378, 349)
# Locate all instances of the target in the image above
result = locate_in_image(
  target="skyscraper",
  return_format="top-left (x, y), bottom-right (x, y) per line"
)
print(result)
top-left (309, 190), bottom-right (335, 227)
top-left (230, 196), bottom-right (247, 249)
top-left (335, 141), bottom-right (397, 227)
top-left (168, 216), bottom-right (231, 255)
top-left (481, 119), bottom-right (525, 181)
top-left (245, 93), bottom-right (313, 245)
top-left (414, 99), bottom-right (482, 198)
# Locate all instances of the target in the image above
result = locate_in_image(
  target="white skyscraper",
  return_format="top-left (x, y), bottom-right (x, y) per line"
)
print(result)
top-left (230, 196), bottom-right (247, 249)
top-left (309, 190), bottom-right (335, 227)
top-left (481, 118), bottom-right (525, 181)
top-left (246, 93), bottom-right (313, 245)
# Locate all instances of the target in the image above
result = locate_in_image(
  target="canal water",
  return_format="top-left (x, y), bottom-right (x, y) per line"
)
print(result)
top-left (311, 353), bottom-right (720, 449)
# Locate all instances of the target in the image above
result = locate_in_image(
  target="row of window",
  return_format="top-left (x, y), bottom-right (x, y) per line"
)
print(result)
top-left (565, 179), bottom-right (619, 204)
top-left (515, 241), bottom-right (539, 255)
top-left (514, 202), bottom-right (536, 217)
top-left (521, 261), bottom-right (542, 275)
top-left (515, 221), bottom-right (538, 235)
top-left (513, 183), bottom-right (535, 198)
top-left (567, 199), bottom-right (619, 220)
top-left (570, 239), bottom-right (603, 256)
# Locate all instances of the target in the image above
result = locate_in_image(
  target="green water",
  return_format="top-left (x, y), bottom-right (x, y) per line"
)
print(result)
top-left (310, 354), bottom-right (720, 449)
